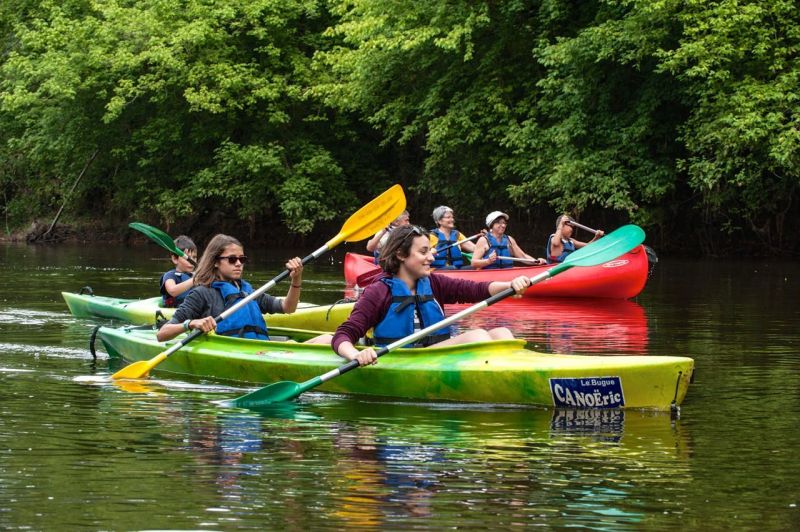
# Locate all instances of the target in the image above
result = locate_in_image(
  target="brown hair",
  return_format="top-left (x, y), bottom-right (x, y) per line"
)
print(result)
top-left (170, 235), bottom-right (197, 259)
top-left (555, 214), bottom-right (571, 231)
top-left (192, 234), bottom-right (243, 286)
top-left (379, 225), bottom-right (429, 275)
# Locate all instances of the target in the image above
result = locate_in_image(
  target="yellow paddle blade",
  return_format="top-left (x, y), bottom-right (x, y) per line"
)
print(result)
top-left (111, 352), bottom-right (167, 379)
top-left (324, 184), bottom-right (406, 249)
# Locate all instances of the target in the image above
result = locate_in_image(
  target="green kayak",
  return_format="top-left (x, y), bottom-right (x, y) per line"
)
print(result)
top-left (61, 291), bottom-right (353, 330)
top-left (99, 326), bottom-right (694, 411)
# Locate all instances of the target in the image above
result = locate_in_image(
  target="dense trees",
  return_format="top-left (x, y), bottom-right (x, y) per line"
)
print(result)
top-left (1, 0), bottom-right (798, 254)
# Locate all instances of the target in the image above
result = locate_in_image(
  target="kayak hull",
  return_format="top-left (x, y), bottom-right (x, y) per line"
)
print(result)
top-left (62, 292), bottom-right (172, 323)
top-left (345, 245), bottom-right (650, 299)
top-left (61, 291), bottom-right (350, 328)
top-left (99, 327), bottom-right (693, 410)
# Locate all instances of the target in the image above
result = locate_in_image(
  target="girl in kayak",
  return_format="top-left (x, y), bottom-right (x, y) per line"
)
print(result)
top-left (471, 211), bottom-right (545, 269)
top-left (430, 205), bottom-right (476, 270)
top-left (160, 235), bottom-right (197, 308)
top-left (546, 215), bottom-right (604, 263)
top-left (365, 210), bottom-right (410, 264)
top-left (332, 225), bottom-right (532, 366)
top-left (157, 234), bottom-right (325, 343)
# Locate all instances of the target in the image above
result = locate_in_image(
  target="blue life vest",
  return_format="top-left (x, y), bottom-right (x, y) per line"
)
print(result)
top-left (431, 228), bottom-right (464, 269)
top-left (372, 277), bottom-right (451, 348)
top-left (546, 235), bottom-right (576, 264)
top-left (160, 270), bottom-right (193, 307)
top-left (482, 234), bottom-right (513, 269)
top-left (211, 280), bottom-right (269, 340)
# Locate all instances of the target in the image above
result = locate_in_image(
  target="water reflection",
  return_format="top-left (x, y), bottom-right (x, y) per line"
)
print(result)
top-left (5, 243), bottom-right (800, 529)
top-left (111, 394), bottom-right (691, 528)
top-left (449, 298), bottom-right (649, 354)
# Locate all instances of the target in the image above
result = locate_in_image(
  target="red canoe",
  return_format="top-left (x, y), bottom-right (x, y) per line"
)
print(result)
top-left (344, 246), bottom-right (650, 299)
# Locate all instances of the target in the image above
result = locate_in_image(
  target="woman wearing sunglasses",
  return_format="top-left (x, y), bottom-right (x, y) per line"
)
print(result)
top-left (156, 234), bottom-right (305, 342)
top-left (332, 225), bottom-right (532, 366)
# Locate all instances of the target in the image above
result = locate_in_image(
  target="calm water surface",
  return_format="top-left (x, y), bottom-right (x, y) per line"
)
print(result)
top-left (1, 242), bottom-right (798, 529)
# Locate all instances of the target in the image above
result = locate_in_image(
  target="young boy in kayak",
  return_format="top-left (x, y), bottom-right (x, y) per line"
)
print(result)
top-left (332, 225), bottom-right (532, 366)
top-left (546, 215), bottom-right (604, 263)
top-left (365, 210), bottom-right (410, 264)
top-left (429, 205), bottom-right (476, 270)
top-left (160, 235), bottom-right (197, 308)
top-left (471, 211), bottom-right (545, 269)
top-left (157, 234), bottom-right (329, 343)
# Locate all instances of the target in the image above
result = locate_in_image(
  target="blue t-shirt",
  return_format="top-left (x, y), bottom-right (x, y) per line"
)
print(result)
top-left (160, 269), bottom-right (193, 307)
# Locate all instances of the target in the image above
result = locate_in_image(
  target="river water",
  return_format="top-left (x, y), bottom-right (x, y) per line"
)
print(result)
top-left (1, 242), bottom-right (798, 529)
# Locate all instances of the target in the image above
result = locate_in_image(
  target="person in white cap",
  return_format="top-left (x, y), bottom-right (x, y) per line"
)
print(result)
top-left (429, 206), bottom-right (477, 269)
top-left (471, 211), bottom-right (545, 269)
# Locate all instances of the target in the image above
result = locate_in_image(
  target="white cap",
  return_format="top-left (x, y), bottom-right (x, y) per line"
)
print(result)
top-left (485, 211), bottom-right (509, 228)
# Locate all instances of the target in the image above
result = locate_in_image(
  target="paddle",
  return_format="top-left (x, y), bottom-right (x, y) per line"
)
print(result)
top-left (434, 233), bottom-right (481, 253)
top-left (112, 184), bottom-right (407, 380)
top-left (129, 222), bottom-right (197, 266)
top-left (225, 224), bottom-right (645, 408)
top-left (461, 252), bottom-right (543, 265)
top-left (566, 219), bottom-right (600, 236)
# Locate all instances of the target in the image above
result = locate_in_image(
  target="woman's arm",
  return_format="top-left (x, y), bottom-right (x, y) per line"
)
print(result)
top-left (156, 290), bottom-right (214, 342)
top-left (281, 257), bottom-right (304, 313)
top-left (573, 228), bottom-right (605, 249)
top-left (470, 236), bottom-right (497, 269)
top-left (331, 283), bottom-right (389, 356)
top-left (458, 233), bottom-right (477, 253)
top-left (488, 276), bottom-right (531, 297)
top-left (157, 316), bottom-right (216, 342)
top-left (164, 276), bottom-right (194, 297)
top-left (366, 227), bottom-right (390, 252)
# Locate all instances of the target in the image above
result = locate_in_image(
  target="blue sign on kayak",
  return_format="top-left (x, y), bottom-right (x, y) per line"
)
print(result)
top-left (549, 376), bottom-right (625, 409)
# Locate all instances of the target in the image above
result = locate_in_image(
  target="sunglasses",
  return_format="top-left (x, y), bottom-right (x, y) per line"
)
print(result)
top-left (217, 255), bottom-right (249, 265)
top-left (402, 225), bottom-right (429, 242)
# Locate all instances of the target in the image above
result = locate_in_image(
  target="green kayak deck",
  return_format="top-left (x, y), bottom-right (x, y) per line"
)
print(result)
top-left (99, 326), bottom-right (694, 410)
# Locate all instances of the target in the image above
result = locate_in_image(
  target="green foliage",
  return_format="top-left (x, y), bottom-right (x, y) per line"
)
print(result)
top-left (0, 0), bottom-right (365, 236)
top-left (1, 0), bottom-right (798, 253)
top-left (657, 0), bottom-right (800, 248)
top-left (317, 0), bottom-right (799, 252)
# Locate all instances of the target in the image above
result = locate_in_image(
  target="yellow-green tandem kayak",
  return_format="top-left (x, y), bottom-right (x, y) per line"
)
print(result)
top-left (99, 326), bottom-right (693, 411)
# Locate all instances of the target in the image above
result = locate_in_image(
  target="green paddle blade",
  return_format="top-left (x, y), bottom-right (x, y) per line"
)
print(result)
top-left (224, 379), bottom-right (310, 408)
top-left (552, 224), bottom-right (645, 274)
top-left (129, 222), bottom-right (188, 259)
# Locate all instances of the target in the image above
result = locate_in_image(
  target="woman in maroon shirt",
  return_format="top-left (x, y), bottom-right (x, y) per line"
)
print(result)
top-left (332, 225), bottom-right (531, 366)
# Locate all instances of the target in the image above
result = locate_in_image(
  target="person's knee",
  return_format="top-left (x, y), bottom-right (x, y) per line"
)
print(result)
top-left (463, 329), bottom-right (493, 342)
top-left (488, 327), bottom-right (514, 340)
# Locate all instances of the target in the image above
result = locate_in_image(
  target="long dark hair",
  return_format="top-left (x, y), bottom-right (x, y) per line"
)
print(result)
top-left (193, 234), bottom-right (243, 286)
top-left (379, 225), bottom-right (429, 275)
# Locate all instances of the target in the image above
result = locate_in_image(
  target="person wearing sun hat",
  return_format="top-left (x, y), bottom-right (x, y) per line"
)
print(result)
top-left (470, 211), bottom-right (545, 269)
